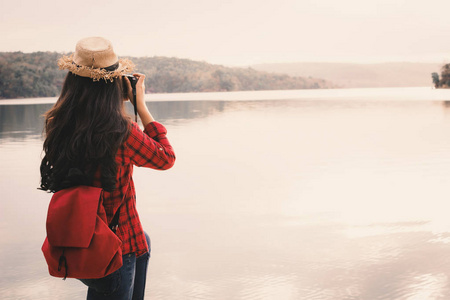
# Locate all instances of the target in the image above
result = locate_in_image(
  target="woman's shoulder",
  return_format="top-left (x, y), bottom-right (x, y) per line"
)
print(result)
top-left (126, 121), bottom-right (145, 140)
top-left (121, 121), bottom-right (141, 148)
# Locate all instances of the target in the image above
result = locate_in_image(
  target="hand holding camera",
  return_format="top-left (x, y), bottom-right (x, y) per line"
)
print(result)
top-left (123, 73), bottom-right (145, 104)
top-left (123, 73), bottom-right (154, 125)
top-left (123, 74), bottom-right (137, 98)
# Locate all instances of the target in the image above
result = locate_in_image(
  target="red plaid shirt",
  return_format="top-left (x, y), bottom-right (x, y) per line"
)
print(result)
top-left (94, 121), bottom-right (175, 257)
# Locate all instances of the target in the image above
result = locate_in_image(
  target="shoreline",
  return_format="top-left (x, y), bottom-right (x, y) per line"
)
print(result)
top-left (1, 86), bottom-right (449, 106)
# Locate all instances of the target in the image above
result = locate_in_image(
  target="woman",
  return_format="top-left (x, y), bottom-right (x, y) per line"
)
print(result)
top-left (40, 37), bottom-right (175, 299)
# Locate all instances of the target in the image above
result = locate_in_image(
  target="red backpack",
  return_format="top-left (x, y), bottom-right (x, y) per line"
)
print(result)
top-left (42, 186), bottom-right (123, 279)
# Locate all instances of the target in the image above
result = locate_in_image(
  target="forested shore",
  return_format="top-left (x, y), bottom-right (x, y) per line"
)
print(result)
top-left (0, 52), bottom-right (333, 99)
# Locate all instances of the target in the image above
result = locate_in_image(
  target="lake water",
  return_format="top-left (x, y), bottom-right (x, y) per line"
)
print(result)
top-left (2, 87), bottom-right (450, 299)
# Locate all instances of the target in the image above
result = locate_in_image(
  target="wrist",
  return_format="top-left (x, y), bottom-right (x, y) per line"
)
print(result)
top-left (136, 101), bottom-right (148, 111)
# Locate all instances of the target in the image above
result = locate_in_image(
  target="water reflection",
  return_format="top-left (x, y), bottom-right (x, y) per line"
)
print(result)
top-left (0, 101), bottom-right (231, 140)
top-left (0, 104), bottom-right (51, 140)
top-left (147, 101), bottom-right (227, 123)
top-left (2, 99), bottom-right (447, 139)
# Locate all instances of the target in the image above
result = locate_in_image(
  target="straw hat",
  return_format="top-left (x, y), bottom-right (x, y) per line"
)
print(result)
top-left (58, 37), bottom-right (134, 81)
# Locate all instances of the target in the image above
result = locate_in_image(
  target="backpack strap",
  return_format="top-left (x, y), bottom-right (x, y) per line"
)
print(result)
top-left (109, 205), bottom-right (121, 234)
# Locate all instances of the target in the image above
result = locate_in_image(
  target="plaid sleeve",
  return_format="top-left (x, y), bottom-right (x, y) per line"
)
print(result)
top-left (124, 121), bottom-right (176, 170)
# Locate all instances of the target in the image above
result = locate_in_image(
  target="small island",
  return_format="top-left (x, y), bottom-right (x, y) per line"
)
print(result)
top-left (432, 64), bottom-right (450, 88)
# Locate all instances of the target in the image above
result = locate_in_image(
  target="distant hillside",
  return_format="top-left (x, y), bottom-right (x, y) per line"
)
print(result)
top-left (251, 62), bottom-right (443, 88)
top-left (0, 52), bottom-right (333, 99)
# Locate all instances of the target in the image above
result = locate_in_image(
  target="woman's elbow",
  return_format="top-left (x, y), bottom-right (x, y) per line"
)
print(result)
top-left (160, 154), bottom-right (176, 170)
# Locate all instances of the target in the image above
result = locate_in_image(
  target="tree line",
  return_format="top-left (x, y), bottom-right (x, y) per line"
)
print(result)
top-left (0, 52), bottom-right (333, 99)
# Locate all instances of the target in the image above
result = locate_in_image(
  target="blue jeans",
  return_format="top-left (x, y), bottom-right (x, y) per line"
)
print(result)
top-left (79, 232), bottom-right (151, 300)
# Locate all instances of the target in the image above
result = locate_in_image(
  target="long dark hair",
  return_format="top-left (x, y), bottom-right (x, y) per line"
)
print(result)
top-left (40, 72), bottom-right (130, 192)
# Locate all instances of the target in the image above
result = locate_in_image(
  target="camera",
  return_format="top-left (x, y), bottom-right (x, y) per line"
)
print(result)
top-left (123, 75), bottom-right (137, 97)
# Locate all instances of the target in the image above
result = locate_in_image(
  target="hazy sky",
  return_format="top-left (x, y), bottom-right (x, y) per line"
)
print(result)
top-left (1, 0), bottom-right (450, 66)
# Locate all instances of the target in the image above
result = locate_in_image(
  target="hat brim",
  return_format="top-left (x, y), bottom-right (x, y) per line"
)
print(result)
top-left (58, 54), bottom-right (135, 81)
